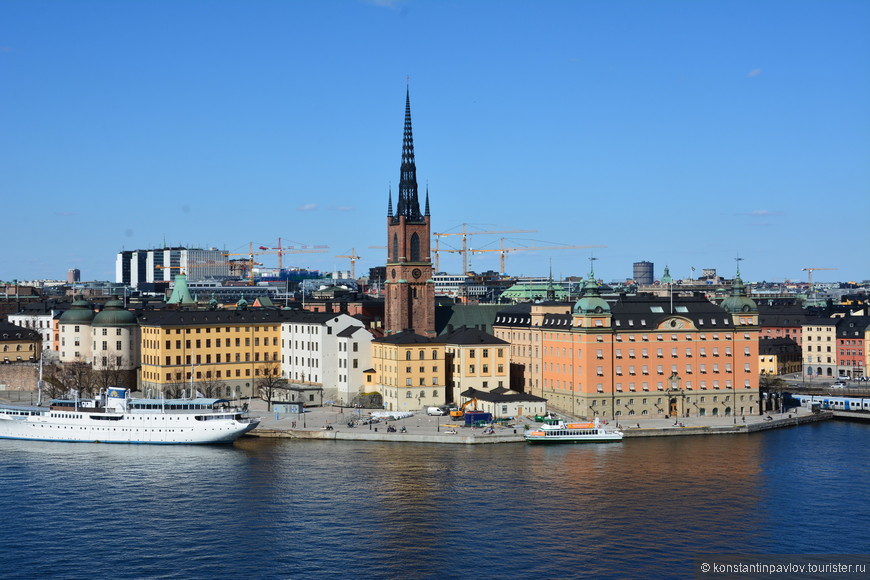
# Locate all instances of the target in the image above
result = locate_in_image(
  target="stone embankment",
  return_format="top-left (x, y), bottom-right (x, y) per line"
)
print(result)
top-left (247, 404), bottom-right (834, 444)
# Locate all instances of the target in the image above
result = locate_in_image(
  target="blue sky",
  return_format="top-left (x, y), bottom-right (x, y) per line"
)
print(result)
top-left (2, 0), bottom-right (868, 285)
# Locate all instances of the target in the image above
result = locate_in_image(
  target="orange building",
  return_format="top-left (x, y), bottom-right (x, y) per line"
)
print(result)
top-left (493, 271), bottom-right (761, 420)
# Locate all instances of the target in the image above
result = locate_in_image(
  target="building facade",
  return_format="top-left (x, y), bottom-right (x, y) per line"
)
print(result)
top-left (493, 271), bottom-right (761, 419)
top-left (442, 327), bottom-right (510, 404)
top-left (139, 309), bottom-right (286, 398)
top-left (369, 331), bottom-right (446, 412)
top-left (116, 247), bottom-right (230, 288)
top-left (280, 312), bottom-right (373, 405)
top-left (758, 337), bottom-right (802, 376)
top-left (0, 321), bottom-right (41, 364)
top-left (802, 318), bottom-right (839, 378)
top-left (835, 316), bottom-right (869, 379)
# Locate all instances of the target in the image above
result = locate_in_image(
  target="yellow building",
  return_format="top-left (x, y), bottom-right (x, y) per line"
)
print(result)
top-left (0, 320), bottom-right (41, 364)
top-left (758, 338), bottom-right (801, 376)
top-left (369, 331), bottom-right (445, 412)
top-left (139, 309), bottom-right (286, 398)
top-left (442, 327), bottom-right (510, 404)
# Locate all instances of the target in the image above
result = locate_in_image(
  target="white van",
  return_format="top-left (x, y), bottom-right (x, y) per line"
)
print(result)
top-left (426, 407), bottom-right (446, 416)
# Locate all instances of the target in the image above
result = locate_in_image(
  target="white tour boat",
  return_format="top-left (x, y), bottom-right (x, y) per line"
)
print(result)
top-left (0, 388), bottom-right (260, 445)
top-left (524, 417), bottom-right (623, 444)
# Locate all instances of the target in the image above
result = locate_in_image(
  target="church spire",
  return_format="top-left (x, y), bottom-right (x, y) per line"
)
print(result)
top-left (387, 184), bottom-right (393, 218)
top-left (425, 184), bottom-right (430, 216)
top-left (396, 85), bottom-right (422, 222)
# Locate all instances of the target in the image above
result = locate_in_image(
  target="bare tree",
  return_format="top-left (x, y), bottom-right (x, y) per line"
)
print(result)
top-left (93, 355), bottom-right (131, 394)
top-left (255, 362), bottom-right (284, 411)
top-left (197, 377), bottom-right (229, 398)
top-left (42, 362), bottom-right (69, 400)
top-left (60, 361), bottom-right (98, 398)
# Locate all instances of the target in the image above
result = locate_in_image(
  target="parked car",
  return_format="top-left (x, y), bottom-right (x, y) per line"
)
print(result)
top-left (831, 381), bottom-right (847, 389)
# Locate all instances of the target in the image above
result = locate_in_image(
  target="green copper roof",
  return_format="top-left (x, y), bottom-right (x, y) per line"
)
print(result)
top-left (573, 271), bottom-right (611, 315)
top-left (719, 270), bottom-right (758, 313)
top-left (166, 274), bottom-right (196, 305)
top-left (93, 298), bottom-right (137, 327)
top-left (59, 296), bottom-right (95, 324)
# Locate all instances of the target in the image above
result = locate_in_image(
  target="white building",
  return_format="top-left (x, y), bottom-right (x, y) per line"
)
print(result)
top-left (281, 312), bottom-right (373, 405)
top-left (7, 303), bottom-right (65, 354)
top-left (116, 247), bottom-right (230, 288)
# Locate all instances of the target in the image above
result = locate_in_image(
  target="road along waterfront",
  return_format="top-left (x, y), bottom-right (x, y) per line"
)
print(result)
top-left (248, 399), bottom-right (833, 443)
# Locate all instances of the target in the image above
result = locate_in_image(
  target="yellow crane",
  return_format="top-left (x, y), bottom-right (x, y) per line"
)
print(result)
top-left (444, 237), bottom-right (607, 275)
top-left (433, 224), bottom-right (536, 273)
top-left (258, 238), bottom-right (329, 270)
top-left (222, 243), bottom-right (263, 286)
top-left (335, 248), bottom-right (361, 279)
top-left (802, 267), bottom-right (837, 287)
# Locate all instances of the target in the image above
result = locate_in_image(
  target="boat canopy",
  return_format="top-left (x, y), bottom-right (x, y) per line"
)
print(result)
top-left (128, 398), bottom-right (231, 409)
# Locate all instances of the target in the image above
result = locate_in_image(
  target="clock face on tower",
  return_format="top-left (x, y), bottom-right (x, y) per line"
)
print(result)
top-left (412, 268), bottom-right (422, 279)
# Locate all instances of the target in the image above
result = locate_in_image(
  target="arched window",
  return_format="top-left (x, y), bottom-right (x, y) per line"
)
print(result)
top-left (392, 233), bottom-right (399, 263)
top-left (410, 232), bottom-right (420, 261)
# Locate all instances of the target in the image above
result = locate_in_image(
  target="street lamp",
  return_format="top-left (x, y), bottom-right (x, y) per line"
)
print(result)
top-left (668, 372), bottom-right (683, 418)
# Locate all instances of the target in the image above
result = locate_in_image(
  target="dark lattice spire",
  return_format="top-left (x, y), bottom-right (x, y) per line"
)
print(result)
top-left (425, 184), bottom-right (430, 216)
top-left (396, 86), bottom-right (422, 222)
top-left (387, 184), bottom-right (393, 218)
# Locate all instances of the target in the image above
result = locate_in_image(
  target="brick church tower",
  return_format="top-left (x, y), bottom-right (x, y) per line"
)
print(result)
top-left (384, 88), bottom-right (435, 337)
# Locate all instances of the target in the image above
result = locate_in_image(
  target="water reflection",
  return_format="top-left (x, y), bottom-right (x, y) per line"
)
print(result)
top-left (1, 424), bottom-right (867, 579)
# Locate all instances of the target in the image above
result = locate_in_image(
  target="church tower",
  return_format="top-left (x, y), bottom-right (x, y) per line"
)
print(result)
top-left (384, 87), bottom-right (435, 337)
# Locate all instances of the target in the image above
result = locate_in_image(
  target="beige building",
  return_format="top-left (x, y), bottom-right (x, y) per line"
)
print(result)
top-left (368, 331), bottom-right (446, 412)
top-left (802, 318), bottom-right (838, 378)
top-left (442, 327), bottom-right (510, 404)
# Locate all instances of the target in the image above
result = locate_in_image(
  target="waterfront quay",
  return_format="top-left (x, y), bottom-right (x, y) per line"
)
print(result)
top-left (247, 399), bottom-right (833, 444)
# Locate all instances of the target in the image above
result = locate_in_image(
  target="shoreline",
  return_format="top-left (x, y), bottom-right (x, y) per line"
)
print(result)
top-left (246, 402), bottom-right (834, 444)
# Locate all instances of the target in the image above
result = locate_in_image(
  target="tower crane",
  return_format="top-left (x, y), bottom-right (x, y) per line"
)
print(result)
top-left (222, 243), bottom-right (263, 286)
top-left (335, 248), bottom-right (361, 279)
top-left (257, 237), bottom-right (329, 270)
top-left (801, 267), bottom-right (837, 287)
top-left (458, 238), bottom-right (608, 274)
top-left (433, 224), bottom-right (536, 273)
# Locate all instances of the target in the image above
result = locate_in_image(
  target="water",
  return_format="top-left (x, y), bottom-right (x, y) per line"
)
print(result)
top-left (1, 421), bottom-right (868, 579)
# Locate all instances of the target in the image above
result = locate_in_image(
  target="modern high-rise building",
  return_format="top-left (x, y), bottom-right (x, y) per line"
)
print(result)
top-left (633, 261), bottom-right (654, 285)
top-left (115, 247), bottom-right (230, 288)
top-left (67, 268), bottom-right (81, 284)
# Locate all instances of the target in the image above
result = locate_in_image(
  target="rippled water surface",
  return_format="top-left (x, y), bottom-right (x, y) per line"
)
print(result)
top-left (1, 421), bottom-right (868, 579)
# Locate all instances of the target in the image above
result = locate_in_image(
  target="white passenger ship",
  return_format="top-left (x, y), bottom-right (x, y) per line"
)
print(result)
top-left (524, 417), bottom-right (623, 444)
top-left (0, 388), bottom-right (260, 445)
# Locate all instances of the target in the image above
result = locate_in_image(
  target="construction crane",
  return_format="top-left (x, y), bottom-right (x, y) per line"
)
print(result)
top-left (459, 238), bottom-right (608, 274)
top-left (433, 224), bottom-right (537, 273)
top-left (257, 238), bottom-right (329, 270)
top-left (222, 243), bottom-right (263, 286)
top-left (335, 248), bottom-right (361, 279)
top-left (802, 267), bottom-right (837, 287)
top-left (155, 261), bottom-right (224, 280)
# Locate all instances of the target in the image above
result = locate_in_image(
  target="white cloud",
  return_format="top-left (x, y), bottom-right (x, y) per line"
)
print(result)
top-left (297, 203), bottom-right (318, 211)
top-left (747, 68), bottom-right (762, 78)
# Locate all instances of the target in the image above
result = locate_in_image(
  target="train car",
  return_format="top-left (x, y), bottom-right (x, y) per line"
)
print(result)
top-left (787, 393), bottom-right (869, 413)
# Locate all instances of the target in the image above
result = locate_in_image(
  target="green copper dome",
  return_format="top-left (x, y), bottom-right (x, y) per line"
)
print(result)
top-left (93, 298), bottom-right (138, 327)
top-left (59, 296), bottom-right (95, 324)
top-left (573, 271), bottom-right (611, 315)
top-left (720, 271), bottom-right (758, 314)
